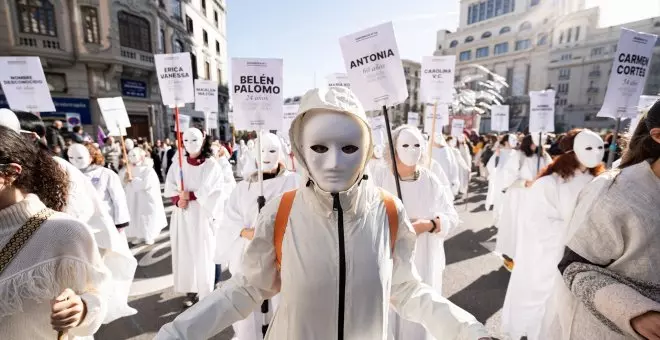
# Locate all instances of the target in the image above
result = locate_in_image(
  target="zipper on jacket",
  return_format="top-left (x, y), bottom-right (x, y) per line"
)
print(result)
top-left (332, 193), bottom-right (346, 340)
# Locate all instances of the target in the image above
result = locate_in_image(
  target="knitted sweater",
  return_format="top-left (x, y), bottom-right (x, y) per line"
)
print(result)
top-left (0, 194), bottom-right (110, 339)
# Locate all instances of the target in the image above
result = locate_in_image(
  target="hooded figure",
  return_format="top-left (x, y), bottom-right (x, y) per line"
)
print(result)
top-left (431, 133), bottom-right (461, 195)
top-left (211, 143), bottom-right (237, 194)
top-left (372, 125), bottom-right (459, 340)
top-left (156, 87), bottom-right (489, 340)
top-left (164, 127), bottom-right (228, 307)
top-left (215, 132), bottom-right (300, 340)
top-left (501, 129), bottom-right (605, 340)
top-left (447, 136), bottom-right (472, 195)
top-left (485, 134), bottom-right (521, 213)
top-left (119, 147), bottom-right (168, 245)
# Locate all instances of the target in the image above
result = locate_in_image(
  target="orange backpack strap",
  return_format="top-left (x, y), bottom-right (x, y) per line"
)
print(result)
top-left (274, 190), bottom-right (297, 270)
top-left (379, 189), bottom-right (399, 256)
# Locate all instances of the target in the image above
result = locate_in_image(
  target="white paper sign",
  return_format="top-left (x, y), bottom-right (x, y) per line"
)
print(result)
top-left (339, 22), bottom-right (408, 111)
top-left (421, 56), bottom-right (456, 104)
top-left (529, 90), bottom-right (556, 133)
top-left (369, 115), bottom-right (387, 145)
top-left (97, 97), bottom-right (131, 136)
top-left (597, 28), bottom-right (658, 119)
top-left (232, 58), bottom-right (283, 130)
top-left (326, 73), bottom-right (351, 89)
top-left (281, 104), bottom-right (300, 138)
top-left (65, 113), bottom-right (82, 132)
top-left (451, 119), bottom-right (465, 138)
top-left (205, 112), bottom-right (218, 130)
top-left (628, 95), bottom-right (660, 135)
top-left (154, 53), bottom-right (195, 107)
top-left (0, 56), bottom-right (55, 112)
top-left (195, 79), bottom-right (219, 113)
top-left (178, 114), bottom-right (191, 131)
top-left (490, 105), bottom-right (510, 132)
top-left (423, 103), bottom-right (449, 133)
top-left (407, 112), bottom-right (419, 126)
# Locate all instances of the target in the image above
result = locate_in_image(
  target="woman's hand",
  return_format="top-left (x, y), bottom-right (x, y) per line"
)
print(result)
top-left (177, 199), bottom-right (189, 209)
top-left (524, 180), bottom-right (534, 188)
top-left (411, 219), bottom-right (433, 235)
top-left (240, 228), bottom-right (255, 240)
top-left (51, 289), bottom-right (87, 332)
top-left (631, 311), bottom-right (660, 340)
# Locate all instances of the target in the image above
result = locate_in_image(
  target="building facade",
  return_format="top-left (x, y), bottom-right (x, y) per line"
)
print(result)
top-left (0, 0), bottom-right (229, 141)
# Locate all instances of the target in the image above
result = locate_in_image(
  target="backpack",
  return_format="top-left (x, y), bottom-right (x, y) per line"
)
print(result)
top-left (274, 188), bottom-right (399, 271)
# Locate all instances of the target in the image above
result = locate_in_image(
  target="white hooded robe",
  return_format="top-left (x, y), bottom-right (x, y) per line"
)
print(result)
top-left (119, 164), bottom-right (168, 243)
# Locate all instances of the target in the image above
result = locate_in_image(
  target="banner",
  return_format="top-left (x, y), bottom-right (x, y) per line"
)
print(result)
top-left (339, 22), bottom-right (407, 111)
top-left (231, 58), bottom-right (283, 131)
top-left (451, 119), bottom-right (465, 139)
top-left (420, 56), bottom-right (456, 104)
top-left (490, 105), bottom-right (510, 132)
top-left (281, 104), bottom-right (300, 139)
top-left (326, 73), bottom-right (351, 89)
top-left (407, 112), bottom-right (419, 126)
top-left (423, 103), bottom-right (449, 134)
top-left (628, 95), bottom-right (660, 135)
top-left (529, 90), bottom-right (556, 133)
top-left (597, 28), bottom-right (658, 119)
top-left (154, 53), bottom-right (195, 107)
top-left (194, 79), bottom-right (219, 113)
top-left (65, 113), bottom-right (82, 132)
top-left (369, 115), bottom-right (386, 145)
top-left (178, 114), bottom-right (191, 131)
top-left (205, 112), bottom-right (218, 130)
top-left (0, 56), bottom-right (55, 112)
top-left (97, 97), bottom-right (131, 136)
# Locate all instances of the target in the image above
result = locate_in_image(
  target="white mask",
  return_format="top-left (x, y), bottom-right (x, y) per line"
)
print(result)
top-left (259, 133), bottom-right (282, 172)
top-left (124, 138), bottom-right (135, 151)
top-left (573, 130), bottom-right (604, 168)
top-left (373, 144), bottom-right (384, 159)
top-left (67, 144), bottom-right (91, 170)
top-left (0, 108), bottom-right (20, 133)
top-left (508, 134), bottom-right (518, 148)
top-left (128, 148), bottom-right (145, 166)
top-left (247, 140), bottom-right (255, 150)
top-left (210, 145), bottom-right (220, 157)
top-left (301, 111), bottom-right (368, 193)
top-left (182, 128), bottom-right (204, 155)
top-left (448, 138), bottom-right (458, 148)
top-left (239, 140), bottom-right (246, 147)
top-left (396, 128), bottom-right (422, 166)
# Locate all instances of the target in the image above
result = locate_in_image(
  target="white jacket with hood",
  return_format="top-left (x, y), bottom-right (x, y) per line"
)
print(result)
top-left (156, 88), bottom-right (489, 340)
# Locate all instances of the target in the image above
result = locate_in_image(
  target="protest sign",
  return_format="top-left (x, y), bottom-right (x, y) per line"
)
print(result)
top-left (205, 112), bottom-right (218, 130)
top-left (423, 103), bottom-right (449, 133)
top-left (420, 56), bottom-right (456, 104)
top-left (407, 112), bottom-right (419, 126)
top-left (281, 104), bottom-right (300, 138)
top-left (232, 58), bottom-right (283, 131)
top-left (195, 79), bottom-right (219, 113)
top-left (451, 119), bottom-right (465, 138)
top-left (529, 90), bottom-right (556, 133)
top-left (326, 73), bottom-right (351, 89)
top-left (154, 53), bottom-right (195, 107)
top-left (97, 97), bottom-right (131, 136)
top-left (369, 115), bottom-right (386, 145)
top-left (0, 56), bottom-right (55, 112)
top-left (490, 105), bottom-right (510, 132)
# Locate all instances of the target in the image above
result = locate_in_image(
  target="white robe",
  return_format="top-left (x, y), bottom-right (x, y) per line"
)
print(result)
top-left (501, 170), bottom-right (595, 340)
top-left (495, 152), bottom-right (552, 257)
top-left (119, 165), bottom-right (168, 243)
top-left (431, 146), bottom-right (460, 195)
top-left (485, 148), bottom-right (519, 213)
top-left (81, 165), bottom-right (131, 227)
top-left (450, 147), bottom-right (471, 195)
top-left (215, 155), bottom-right (237, 194)
top-left (373, 167), bottom-right (459, 340)
top-left (54, 157), bottom-right (137, 323)
top-left (216, 169), bottom-right (300, 340)
top-left (165, 158), bottom-right (227, 297)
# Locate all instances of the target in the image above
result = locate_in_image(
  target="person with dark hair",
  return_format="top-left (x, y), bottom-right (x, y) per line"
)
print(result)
top-left (72, 125), bottom-right (85, 143)
top-left (164, 127), bottom-right (228, 307)
top-left (502, 128), bottom-right (606, 340)
top-left (539, 100), bottom-right (660, 340)
top-left (45, 120), bottom-right (66, 156)
top-left (102, 136), bottom-right (121, 172)
top-left (0, 125), bottom-right (111, 339)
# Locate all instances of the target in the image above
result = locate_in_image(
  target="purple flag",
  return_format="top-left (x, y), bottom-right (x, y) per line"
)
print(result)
top-left (97, 126), bottom-right (107, 147)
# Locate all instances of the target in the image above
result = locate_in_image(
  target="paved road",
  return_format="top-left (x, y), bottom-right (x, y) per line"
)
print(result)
top-left (96, 177), bottom-right (510, 340)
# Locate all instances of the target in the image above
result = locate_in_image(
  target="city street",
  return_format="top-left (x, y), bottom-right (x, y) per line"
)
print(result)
top-left (96, 177), bottom-right (511, 340)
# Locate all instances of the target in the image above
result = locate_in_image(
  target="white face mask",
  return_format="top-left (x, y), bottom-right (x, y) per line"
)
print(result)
top-left (67, 144), bottom-right (91, 170)
top-left (373, 144), bottom-right (384, 159)
top-left (210, 145), bottom-right (220, 157)
top-left (128, 148), bottom-right (144, 166)
top-left (301, 111), bottom-right (368, 193)
top-left (396, 129), bottom-right (422, 166)
top-left (124, 138), bottom-right (135, 151)
top-left (183, 128), bottom-right (204, 155)
top-left (247, 140), bottom-right (255, 150)
top-left (448, 138), bottom-right (458, 148)
top-left (259, 133), bottom-right (282, 172)
top-left (508, 134), bottom-right (518, 148)
top-left (573, 130), bottom-right (604, 168)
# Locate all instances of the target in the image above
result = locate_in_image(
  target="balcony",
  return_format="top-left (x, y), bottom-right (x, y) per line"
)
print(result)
top-left (588, 70), bottom-right (601, 77)
top-left (119, 47), bottom-right (154, 68)
top-left (587, 87), bottom-right (599, 93)
top-left (558, 75), bottom-right (570, 80)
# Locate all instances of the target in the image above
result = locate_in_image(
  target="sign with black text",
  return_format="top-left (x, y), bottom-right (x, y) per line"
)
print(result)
top-left (529, 90), bottom-right (556, 133)
top-left (231, 58), bottom-right (283, 131)
top-left (195, 79), bottom-right (219, 113)
top-left (0, 56), bottom-right (55, 112)
top-left (369, 115), bottom-right (387, 145)
top-left (154, 53), bottom-right (195, 107)
top-left (490, 105), bottom-right (509, 132)
top-left (421, 56), bottom-right (456, 104)
top-left (451, 119), bottom-right (465, 138)
top-left (407, 112), bottom-right (419, 126)
top-left (423, 103), bottom-right (449, 134)
top-left (97, 97), bottom-right (131, 136)
top-left (326, 73), bottom-right (351, 89)
top-left (281, 104), bottom-right (300, 139)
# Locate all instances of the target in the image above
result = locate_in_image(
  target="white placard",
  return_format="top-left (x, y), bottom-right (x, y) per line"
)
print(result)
top-left (451, 119), bottom-right (465, 138)
top-left (339, 22), bottom-right (408, 111)
top-left (154, 53), bottom-right (195, 107)
top-left (490, 105), bottom-right (510, 132)
top-left (0, 56), bottom-right (55, 112)
top-left (369, 115), bottom-right (387, 145)
top-left (205, 112), bottom-right (218, 130)
top-left (97, 97), bottom-right (131, 136)
top-left (598, 28), bottom-right (658, 119)
top-left (195, 79), bottom-right (219, 113)
top-left (326, 73), bottom-right (351, 89)
top-left (232, 58), bottom-right (283, 130)
top-left (407, 112), bottom-right (419, 126)
top-left (65, 113), bottom-right (82, 132)
top-left (281, 104), bottom-right (300, 138)
top-left (421, 56), bottom-right (456, 104)
top-left (423, 103), bottom-right (449, 133)
top-left (628, 95), bottom-right (660, 135)
top-left (178, 114), bottom-right (191, 131)
top-left (529, 90), bottom-right (556, 133)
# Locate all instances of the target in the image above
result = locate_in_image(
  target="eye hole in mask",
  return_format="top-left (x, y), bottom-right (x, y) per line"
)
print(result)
top-left (414, 144), bottom-right (420, 147)
top-left (311, 145), bottom-right (328, 153)
top-left (342, 145), bottom-right (359, 154)
top-left (402, 144), bottom-right (409, 148)
top-left (586, 147), bottom-right (593, 151)
top-left (598, 146), bottom-right (604, 150)
top-left (269, 149), bottom-right (276, 154)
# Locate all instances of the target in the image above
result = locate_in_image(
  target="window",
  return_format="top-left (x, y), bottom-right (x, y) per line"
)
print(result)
top-left (217, 69), bottom-right (222, 83)
top-left (559, 31), bottom-right (564, 44)
top-left (203, 29), bottom-right (208, 46)
top-left (459, 50), bottom-right (472, 61)
top-left (186, 15), bottom-right (194, 33)
top-left (591, 47), bottom-right (604, 56)
top-left (479, 2), bottom-right (486, 21)
top-left (519, 21), bottom-right (532, 31)
top-left (559, 68), bottom-right (570, 79)
top-left (17, 0), bottom-right (57, 36)
top-left (81, 6), bottom-right (99, 43)
top-left (500, 26), bottom-right (511, 34)
top-left (201, 0), bottom-right (206, 14)
top-left (118, 11), bottom-right (151, 52)
top-left (560, 53), bottom-right (572, 60)
top-left (215, 41), bottom-right (220, 54)
top-left (481, 31), bottom-right (492, 39)
top-left (159, 28), bottom-right (166, 52)
top-left (450, 40), bottom-right (458, 48)
top-left (204, 61), bottom-right (210, 80)
top-left (467, 0), bottom-right (515, 25)
top-left (476, 46), bottom-right (489, 58)
top-left (214, 10), bottom-right (219, 27)
top-left (575, 26), bottom-right (580, 41)
top-left (171, 0), bottom-right (182, 20)
top-left (531, 0), bottom-right (540, 6)
top-left (494, 42), bottom-right (508, 55)
top-left (557, 83), bottom-right (569, 94)
top-left (537, 33), bottom-right (548, 46)
top-left (486, 0), bottom-right (494, 18)
top-left (514, 39), bottom-right (530, 50)
top-left (567, 27), bottom-right (572, 43)
top-left (592, 64), bottom-right (600, 71)
top-left (495, 0), bottom-right (504, 15)
top-left (173, 39), bottom-right (184, 53)
top-left (465, 36), bottom-right (474, 43)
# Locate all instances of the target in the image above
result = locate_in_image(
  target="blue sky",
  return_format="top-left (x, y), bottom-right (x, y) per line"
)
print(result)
top-left (226, 0), bottom-right (660, 98)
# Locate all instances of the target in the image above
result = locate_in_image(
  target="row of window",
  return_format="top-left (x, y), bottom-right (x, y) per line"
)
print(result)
top-left (449, 22), bottom-right (531, 48)
top-left (558, 26), bottom-right (580, 44)
top-left (458, 36), bottom-right (540, 61)
top-left (467, 0), bottom-right (515, 25)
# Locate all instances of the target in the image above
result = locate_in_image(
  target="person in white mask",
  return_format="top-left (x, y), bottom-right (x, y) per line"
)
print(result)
top-left (156, 87), bottom-right (490, 340)
top-left (372, 125), bottom-right (459, 340)
top-left (211, 142), bottom-right (237, 193)
top-left (485, 134), bottom-right (520, 216)
top-left (446, 136), bottom-right (472, 196)
top-left (430, 133), bottom-right (460, 196)
top-left (236, 139), bottom-right (249, 178)
top-left (215, 132), bottom-right (300, 340)
top-left (164, 127), bottom-right (227, 307)
top-left (119, 147), bottom-right (167, 245)
top-left (501, 129), bottom-right (605, 340)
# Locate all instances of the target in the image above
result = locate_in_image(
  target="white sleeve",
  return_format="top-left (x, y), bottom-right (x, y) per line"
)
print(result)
top-left (215, 185), bottom-right (246, 264)
top-left (107, 172), bottom-right (130, 225)
top-left (164, 161), bottom-right (180, 198)
top-left (429, 174), bottom-right (459, 239)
